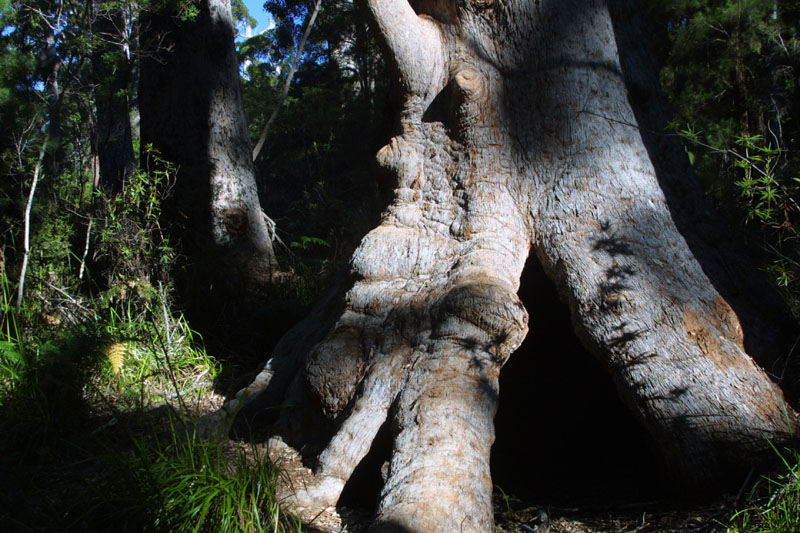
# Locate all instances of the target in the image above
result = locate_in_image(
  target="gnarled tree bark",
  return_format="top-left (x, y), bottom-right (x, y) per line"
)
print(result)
top-left (217, 0), bottom-right (800, 530)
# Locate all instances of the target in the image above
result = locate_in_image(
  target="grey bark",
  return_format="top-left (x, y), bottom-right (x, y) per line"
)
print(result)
top-left (217, 0), bottom-right (800, 530)
top-left (91, 3), bottom-right (136, 195)
top-left (139, 0), bottom-right (278, 313)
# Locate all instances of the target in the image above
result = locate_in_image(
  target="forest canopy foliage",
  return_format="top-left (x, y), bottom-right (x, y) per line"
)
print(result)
top-left (649, 0), bottom-right (800, 296)
top-left (0, 0), bottom-right (799, 530)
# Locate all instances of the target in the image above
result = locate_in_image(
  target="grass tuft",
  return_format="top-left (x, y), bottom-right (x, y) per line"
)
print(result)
top-left (77, 423), bottom-right (300, 532)
top-left (0, 268), bottom-right (298, 532)
top-left (725, 444), bottom-right (800, 533)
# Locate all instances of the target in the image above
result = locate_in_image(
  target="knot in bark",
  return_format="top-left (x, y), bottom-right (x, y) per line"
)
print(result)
top-left (454, 68), bottom-right (484, 99)
top-left (469, 0), bottom-right (495, 11)
top-left (450, 66), bottom-right (497, 143)
top-left (375, 136), bottom-right (425, 189)
top-left (433, 279), bottom-right (528, 363)
top-left (305, 322), bottom-right (370, 415)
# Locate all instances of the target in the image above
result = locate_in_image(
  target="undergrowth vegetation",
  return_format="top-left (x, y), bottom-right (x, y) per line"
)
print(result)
top-left (0, 266), bottom-right (299, 531)
top-left (0, 152), bottom-right (299, 530)
top-left (725, 445), bottom-right (800, 533)
top-left (97, 425), bottom-right (299, 532)
top-left (0, 264), bottom-right (299, 531)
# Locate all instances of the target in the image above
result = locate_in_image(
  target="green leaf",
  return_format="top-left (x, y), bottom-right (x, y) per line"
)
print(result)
top-left (0, 340), bottom-right (23, 364)
top-left (290, 235), bottom-right (331, 250)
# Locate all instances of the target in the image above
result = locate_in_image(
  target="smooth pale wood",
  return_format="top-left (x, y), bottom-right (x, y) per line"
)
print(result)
top-left (221, 0), bottom-right (799, 530)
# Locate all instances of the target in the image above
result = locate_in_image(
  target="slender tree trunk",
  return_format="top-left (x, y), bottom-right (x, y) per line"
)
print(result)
top-left (218, 0), bottom-right (800, 529)
top-left (139, 0), bottom-right (278, 317)
top-left (15, 138), bottom-right (47, 313)
top-left (17, 20), bottom-right (64, 311)
top-left (251, 0), bottom-right (322, 162)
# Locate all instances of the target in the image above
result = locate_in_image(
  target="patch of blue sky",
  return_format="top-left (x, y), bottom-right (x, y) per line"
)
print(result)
top-left (242, 0), bottom-right (274, 34)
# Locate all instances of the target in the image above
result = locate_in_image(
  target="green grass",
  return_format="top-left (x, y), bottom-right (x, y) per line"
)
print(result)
top-left (0, 271), bottom-right (299, 532)
top-left (77, 424), bottom-right (300, 532)
top-left (725, 444), bottom-right (800, 533)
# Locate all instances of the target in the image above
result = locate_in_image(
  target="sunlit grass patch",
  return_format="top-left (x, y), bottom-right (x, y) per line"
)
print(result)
top-left (725, 444), bottom-right (800, 533)
top-left (81, 424), bottom-right (300, 532)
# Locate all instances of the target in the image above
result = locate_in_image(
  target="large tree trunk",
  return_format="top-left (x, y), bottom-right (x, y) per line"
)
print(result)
top-left (218, 0), bottom-right (800, 530)
top-left (91, 3), bottom-right (136, 195)
top-left (139, 0), bottom-right (278, 319)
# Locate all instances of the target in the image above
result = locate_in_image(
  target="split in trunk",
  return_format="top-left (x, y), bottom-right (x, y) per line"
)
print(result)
top-left (213, 0), bottom-right (800, 530)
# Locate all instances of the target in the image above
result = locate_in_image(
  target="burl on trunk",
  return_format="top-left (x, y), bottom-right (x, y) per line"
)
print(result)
top-left (213, 0), bottom-right (799, 530)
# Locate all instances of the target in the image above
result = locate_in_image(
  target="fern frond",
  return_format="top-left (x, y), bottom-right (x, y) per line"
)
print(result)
top-left (104, 342), bottom-right (128, 375)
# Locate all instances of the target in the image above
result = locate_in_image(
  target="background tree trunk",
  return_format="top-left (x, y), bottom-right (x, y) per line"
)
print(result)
top-left (251, 0), bottom-right (322, 162)
top-left (221, 0), bottom-right (800, 529)
top-left (139, 0), bottom-right (278, 322)
top-left (91, 3), bottom-right (136, 195)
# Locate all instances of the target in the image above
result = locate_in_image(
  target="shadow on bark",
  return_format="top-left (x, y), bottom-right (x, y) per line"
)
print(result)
top-left (606, 0), bottom-right (800, 398)
top-left (338, 416), bottom-right (393, 510)
top-left (474, 0), bottom-right (799, 494)
top-left (477, 0), bottom-right (798, 402)
top-left (228, 276), bottom-right (352, 442)
top-left (222, 0), bottom-right (799, 522)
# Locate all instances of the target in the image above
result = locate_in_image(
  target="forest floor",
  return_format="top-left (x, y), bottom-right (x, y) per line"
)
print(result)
top-left (0, 381), bottom-right (740, 533)
top-left (290, 489), bottom-right (731, 532)
top-left (490, 497), bottom-right (728, 533)
top-left (260, 431), bottom-right (733, 533)
top-left (285, 485), bottom-right (731, 532)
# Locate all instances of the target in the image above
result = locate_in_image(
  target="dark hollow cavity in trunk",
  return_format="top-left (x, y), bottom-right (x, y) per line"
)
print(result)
top-left (492, 256), bottom-right (667, 504)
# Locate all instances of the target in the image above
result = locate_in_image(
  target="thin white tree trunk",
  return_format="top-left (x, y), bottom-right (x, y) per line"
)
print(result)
top-left (78, 217), bottom-right (92, 281)
top-left (16, 138), bottom-right (47, 313)
top-left (251, 0), bottom-right (323, 162)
